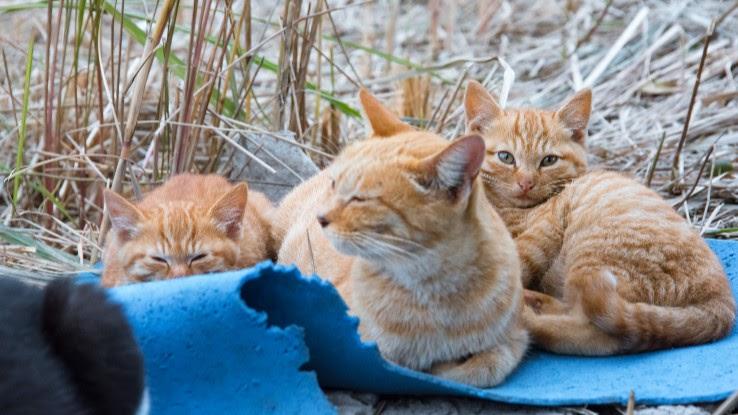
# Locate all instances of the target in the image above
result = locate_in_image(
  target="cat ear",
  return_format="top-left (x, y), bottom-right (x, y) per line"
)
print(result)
top-left (358, 88), bottom-right (413, 138)
top-left (556, 89), bottom-right (591, 143)
top-left (421, 134), bottom-right (485, 200)
top-left (464, 80), bottom-right (503, 134)
top-left (104, 190), bottom-right (144, 240)
top-left (209, 183), bottom-right (248, 240)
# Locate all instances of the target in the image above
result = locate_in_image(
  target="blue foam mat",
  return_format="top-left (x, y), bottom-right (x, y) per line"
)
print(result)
top-left (108, 269), bottom-right (333, 415)
top-left (106, 239), bottom-right (738, 413)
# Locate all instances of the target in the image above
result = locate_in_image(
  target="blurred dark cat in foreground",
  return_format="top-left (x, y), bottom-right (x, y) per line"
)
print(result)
top-left (0, 276), bottom-right (148, 415)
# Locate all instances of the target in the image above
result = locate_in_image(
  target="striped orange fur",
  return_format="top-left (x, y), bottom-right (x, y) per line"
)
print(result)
top-left (102, 174), bottom-right (274, 286)
top-left (465, 81), bottom-right (735, 355)
top-left (273, 89), bottom-right (528, 387)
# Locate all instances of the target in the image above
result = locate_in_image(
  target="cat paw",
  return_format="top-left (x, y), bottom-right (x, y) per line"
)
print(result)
top-left (429, 360), bottom-right (505, 388)
top-left (524, 289), bottom-right (567, 315)
top-left (429, 359), bottom-right (461, 376)
top-left (429, 362), bottom-right (472, 386)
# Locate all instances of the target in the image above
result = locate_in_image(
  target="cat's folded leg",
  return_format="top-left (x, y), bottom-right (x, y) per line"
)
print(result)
top-left (496, 207), bottom-right (531, 238)
top-left (429, 327), bottom-right (529, 388)
top-left (522, 307), bottom-right (620, 355)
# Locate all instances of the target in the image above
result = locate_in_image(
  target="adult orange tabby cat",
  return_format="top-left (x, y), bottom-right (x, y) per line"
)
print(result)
top-left (273, 90), bottom-right (528, 387)
top-left (465, 80), bottom-right (735, 355)
top-left (102, 174), bottom-right (274, 286)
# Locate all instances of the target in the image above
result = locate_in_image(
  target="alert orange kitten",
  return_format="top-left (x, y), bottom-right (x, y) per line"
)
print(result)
top-left (102, 174), bottom-right (274, 286)
top-left (465, 80), bottom-right (735, 355)
top-left (273, 90), bottom-right (528, 387)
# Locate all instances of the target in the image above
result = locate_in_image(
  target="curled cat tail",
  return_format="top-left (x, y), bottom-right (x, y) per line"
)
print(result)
top-left (577, 270), bottom-right (736, 353)
top-left (42, 279), bottom-right (148, 415)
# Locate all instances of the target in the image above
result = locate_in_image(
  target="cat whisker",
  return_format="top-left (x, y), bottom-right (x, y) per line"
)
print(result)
top-left (362, 231), bottom-right (428, 252)
top-left (346, 237), bottom-right (363, 255)
top-left (327, 230), bottom-right (412, 259)
top-left (361, 234), bottom-right (428, 259)
top-left (354, 233), bottom-right (419, 259)
top-left (480, 170), bottom-right (496, 185)
top-left (354, 235), bottom-right (414, 258)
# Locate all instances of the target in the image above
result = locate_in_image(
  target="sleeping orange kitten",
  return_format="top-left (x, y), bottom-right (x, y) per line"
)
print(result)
top-left (464, 80), bottom-right (735, 355)
top-left (102, 174), bottom-right (274, 286)
top-left (273, 90), bottom-right (528, 387)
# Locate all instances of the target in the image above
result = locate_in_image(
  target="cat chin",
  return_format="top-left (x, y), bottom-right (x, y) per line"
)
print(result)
top-left (484, 187), bottom-right (536, 209)
top-left (512, 198), bottom-right (544, 208)
top-left (503, 192), bottom-right (550, 208)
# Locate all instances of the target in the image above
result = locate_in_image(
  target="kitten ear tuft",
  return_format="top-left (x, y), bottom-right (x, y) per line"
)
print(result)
top-left (209, 183), bottom-right (248, 240)
top-left (423, 135), bottom-right (485, 199)
top-left (358, 88), bottom-right (413, 138)
top-left (104, 190), bottom-right (144, 240)
top-left (556, 88), bottom-right (591, 134)
top-left (464, 80), bottom-right (503, 134)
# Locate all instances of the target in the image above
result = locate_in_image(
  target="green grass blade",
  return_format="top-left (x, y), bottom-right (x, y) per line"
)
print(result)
top-left (0, 224), bottom-right (79, 265)
top-left (705, 227), bottom-right (738, 235)
top-left (30, 180), bottom-right (75, 223)
top-left (0, 1), bottom-right (47, 13)
top-left (250, 16), bottom-right (452, 83)
top-left (73, 0), bottom-right (87, 67)
top-left (105, 4), bottom-right (362, 118)
top-left (323, 35), bottom-right (451, 84)
top-left (100, 1), bottom-right (187, 77)
top-left (5, 1), bottom-right (364, 119)
top-left (13, 37), bottom-right (34, 207)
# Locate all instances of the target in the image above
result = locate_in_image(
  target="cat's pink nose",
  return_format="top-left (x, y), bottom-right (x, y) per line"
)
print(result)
top-left (317, 215), bottom-right (330, 228)
top-left (169, 265), bottom-right (190, 278)
top-left (517, 178), bottom-right (535, 193)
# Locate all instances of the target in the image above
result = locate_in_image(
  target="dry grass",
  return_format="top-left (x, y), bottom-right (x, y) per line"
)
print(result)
top-left (0, 0), bottom-right (737, 275)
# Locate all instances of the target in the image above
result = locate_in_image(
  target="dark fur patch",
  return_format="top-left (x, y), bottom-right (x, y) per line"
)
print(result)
top-left (0, 277), bottom-right (145, 415)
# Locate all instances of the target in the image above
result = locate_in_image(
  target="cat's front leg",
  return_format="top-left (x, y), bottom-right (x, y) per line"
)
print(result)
top-left (496, 207), bottom-right (531, 237)
top-left (514, 215), bottom-right (564, 288)
top-left (429, 327), bottom-right (528, 388)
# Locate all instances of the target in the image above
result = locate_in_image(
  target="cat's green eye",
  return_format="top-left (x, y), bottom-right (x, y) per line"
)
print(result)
top-left (497, 151), bottom-right (515, 165)
top-left (540, 155), bottom-right (559, 167)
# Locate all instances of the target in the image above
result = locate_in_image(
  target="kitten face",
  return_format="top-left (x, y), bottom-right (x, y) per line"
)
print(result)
top-left (464, 81), bottom-right (591, 208)
top-left (114, 205), bottom-right (239, 282)
top-left (104, 183), bottom-right (248, 283)
top-left (317, 132), bottom-right (484, 263)
top-left (478, 112), bottom-right (587, 208)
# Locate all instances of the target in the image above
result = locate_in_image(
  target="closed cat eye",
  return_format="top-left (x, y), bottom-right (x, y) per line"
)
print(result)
top-left (540, 155), bottom-right (559, 167)
top-left (150, 256), bottom-right (168, 264)
top-left (497, 151), bottom-right (515, 165)
top-left (189, 253), bottom-right (207, 264)
top-left (349, 196), bottom-right (366, 203)
top-left (190, 253), bottom-right (207, 261)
